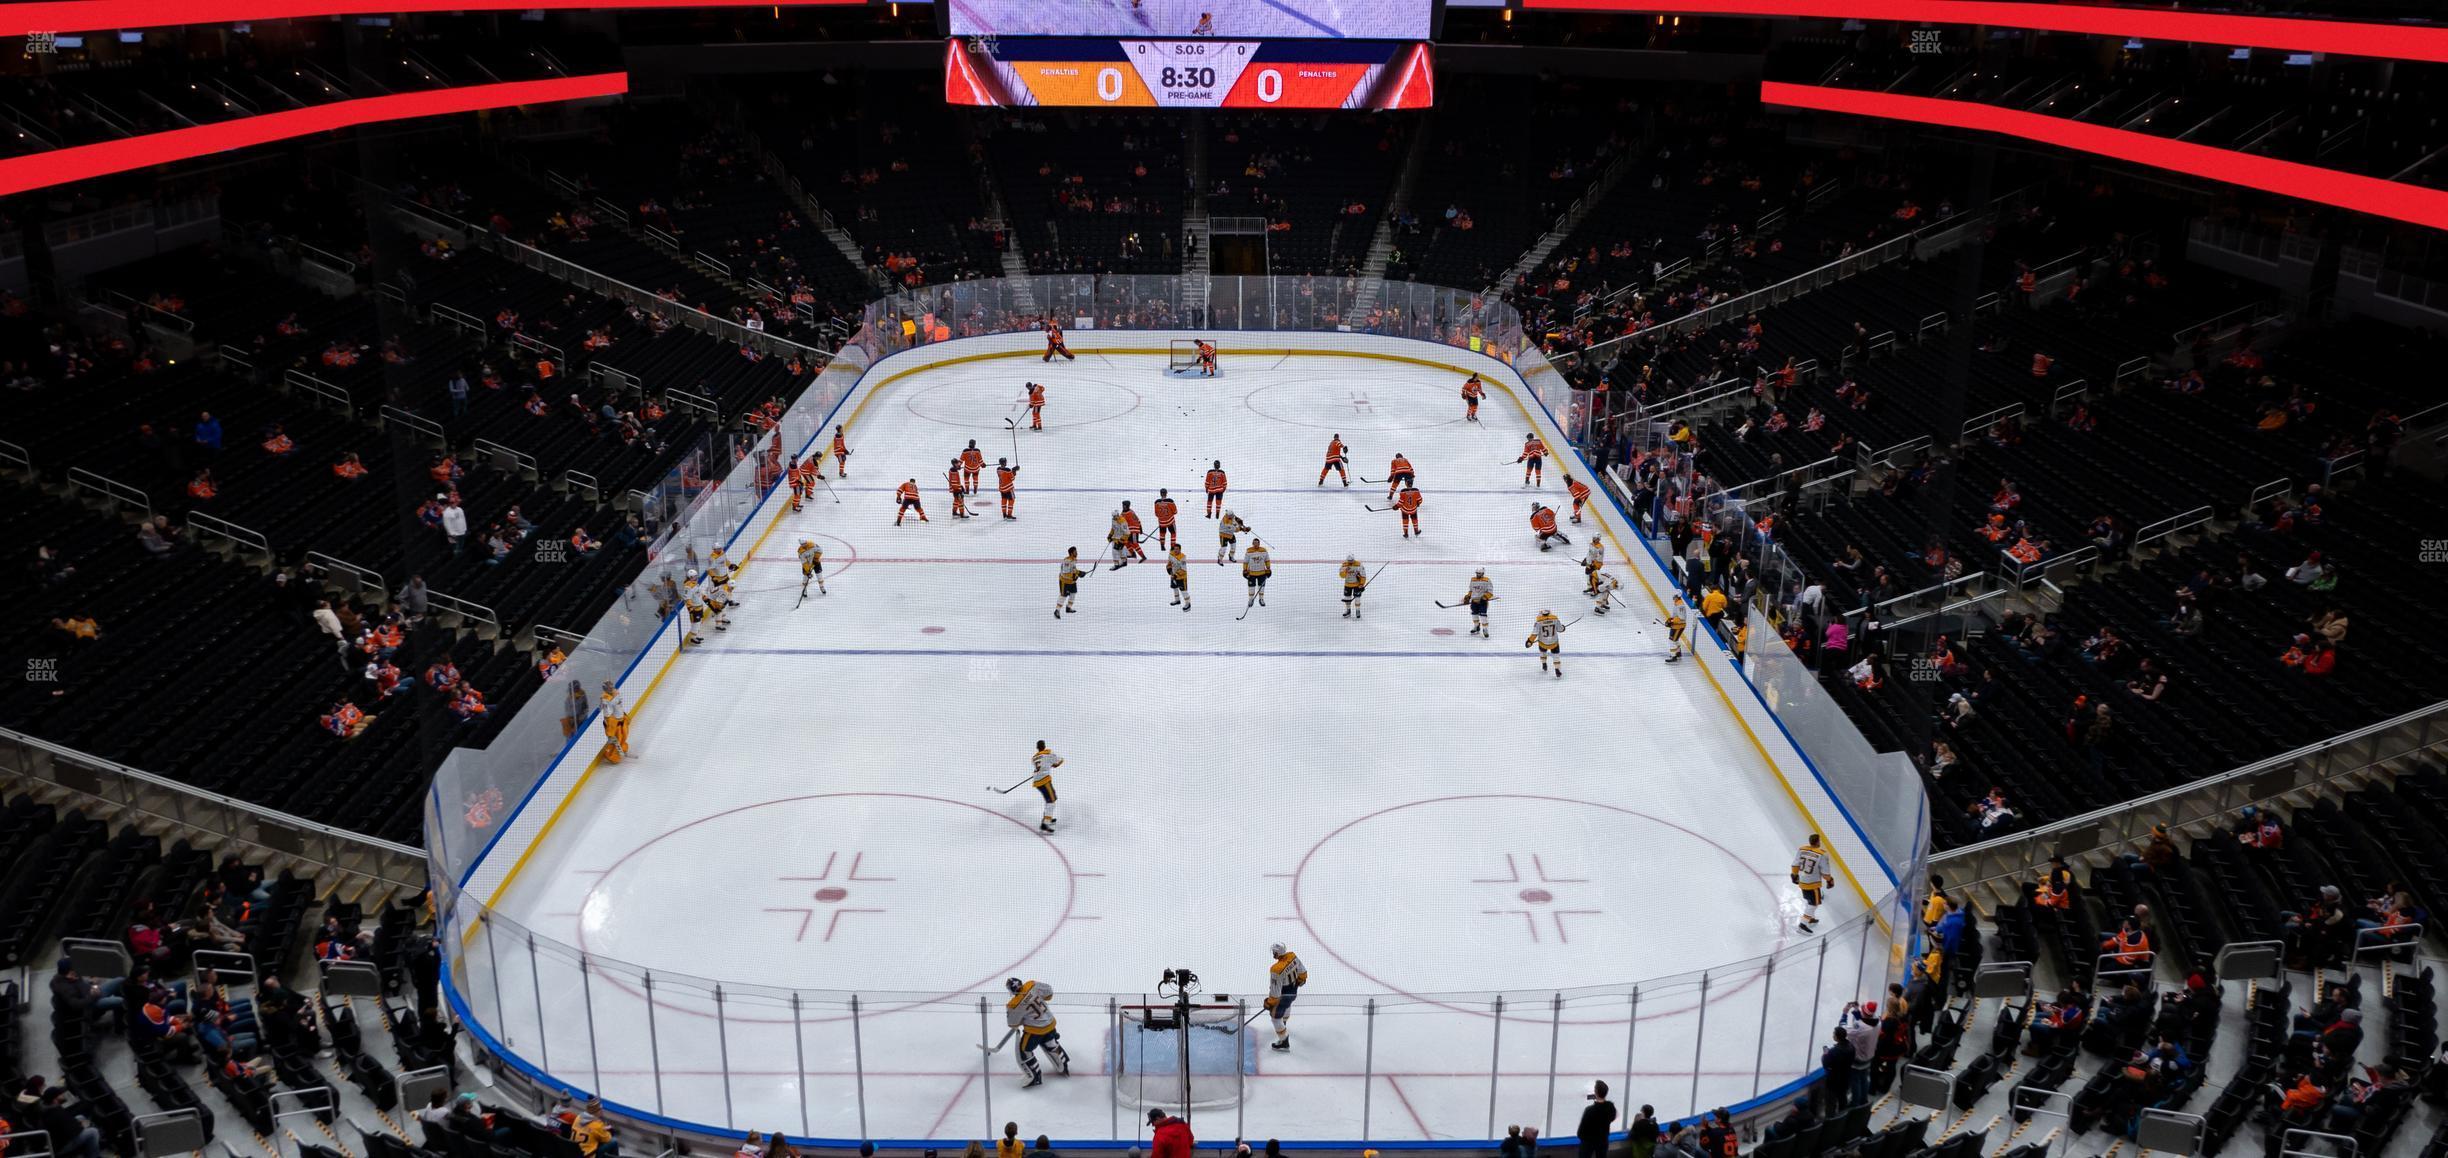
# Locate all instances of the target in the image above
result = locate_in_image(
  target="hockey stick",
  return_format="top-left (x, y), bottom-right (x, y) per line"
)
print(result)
top-left (796, 573), bottom-right (810, 609)
top-left (1433, 596), bottom-right (1500, 609)
top-left (1363, 504), bottom-right (1394, 513)
top-left (1007, 418), bottom-right (1022, 468)
top-left (814, 471), bottom-right (842, 505)
top-left (979, 1027), bottom-right (1017, 1055)
top-left (1236, 593), bottom-right (1259, 621)
top-left (987, 775), bottom-right (1033, 794)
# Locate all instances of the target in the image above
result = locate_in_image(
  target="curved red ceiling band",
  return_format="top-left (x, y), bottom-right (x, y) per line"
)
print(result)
top-left (1, 0), bottom-right (857, 37)
top-left (1760, 79), bottom-right (2448, 231)
top-left (0, 72), bottom-right (629, 196)
top-left (1523, 0), bottom-right (2448, 65)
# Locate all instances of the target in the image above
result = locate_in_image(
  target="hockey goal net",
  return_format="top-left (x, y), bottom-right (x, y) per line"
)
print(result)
top-left (1113, 1002), bottom-right (1250, 1113)
top-left (1167, 339), bottom-right (1218, 376)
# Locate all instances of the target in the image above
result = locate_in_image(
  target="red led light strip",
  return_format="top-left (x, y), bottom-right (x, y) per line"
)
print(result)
top-left (1760, 80), bottom-right (2448, 231)
top-left (3, 0), bottom-right (857, 36)
top-left (1522, 0), bottom-right (2448, 65)
top-left (0, 73), bottom-right (630, 196)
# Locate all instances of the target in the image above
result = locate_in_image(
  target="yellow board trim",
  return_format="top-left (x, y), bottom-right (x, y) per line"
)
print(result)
top-left (476, 338), bottom-right (1883, 923)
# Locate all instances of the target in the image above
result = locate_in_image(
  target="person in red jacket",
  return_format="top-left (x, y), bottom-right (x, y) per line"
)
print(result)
top-left (1148, 1109), bottom-right (1193, 1158)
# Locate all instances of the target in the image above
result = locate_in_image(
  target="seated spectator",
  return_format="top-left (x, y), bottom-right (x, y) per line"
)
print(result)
top-left (320, 700), bottom-right (375, 740)
top-left (570, 526), bottom-right (603, 556)
top-left (36, 1086), bottom-right (104, 1158)
top-left (2237, 805), bottom-right (2284, 851)
top-left (50, 959), bottom-right (125, 1025)
top-left (2023, 988), bottom-right (2087, 1055)
top-left (261, 424), bottom-right (296, 457)
top-left (50, 614), bottom-right (99, 642)
top-left (2098, 918), bottom-right (2152, 970)
top-left (2282, 888), bottom-right (2348, 967)
top-left (2355, 885), bottom-right (2422, 947)
top-left (2328, 1064), bottom-right (2408, 1131)
top-left (1968, 786), bottom-right (2016, 834)
top-left (136, 515), bottom-right (184, 557)
top-left (187, 468), bottom-right (219, 501)
top-left (333, 452), bottom-right (369, 480)
top-left (2125, 658), bottom-right (2169, 702)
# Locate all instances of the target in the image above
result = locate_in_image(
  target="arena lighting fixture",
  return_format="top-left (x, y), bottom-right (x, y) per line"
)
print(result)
top-left (1759, 80), bottom-right (2448, 232)
top-left (0, 72), bottom-right (629, 196)
top-left (0, 0), bottom-right (858, 37)
top-left (1518, 0), bottom-right (2448, 66)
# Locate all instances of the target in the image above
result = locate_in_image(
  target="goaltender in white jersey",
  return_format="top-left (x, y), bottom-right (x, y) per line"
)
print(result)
top-left (1001, 977), bottom-right (1073, 1087)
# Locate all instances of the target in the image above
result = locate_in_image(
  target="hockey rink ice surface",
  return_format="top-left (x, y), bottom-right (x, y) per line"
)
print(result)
top-left (482, 350), bottom-right (1880, 1143)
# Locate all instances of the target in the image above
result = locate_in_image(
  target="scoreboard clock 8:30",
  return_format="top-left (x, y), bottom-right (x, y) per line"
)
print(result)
top-left (946, 37), bottom-right (1434, 110)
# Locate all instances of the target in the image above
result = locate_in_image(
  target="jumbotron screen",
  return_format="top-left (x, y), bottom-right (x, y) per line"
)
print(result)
top-left (945, 37), bottom-right (1434, 109)
top-left (949, 0), bottom-right (1431, 41)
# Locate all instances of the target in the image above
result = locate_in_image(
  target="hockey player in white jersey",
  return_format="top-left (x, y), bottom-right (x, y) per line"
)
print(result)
top-left (1265, 943), bottom-right (1309, 1052)
top-left (1462, 570), bottom-right (1496, 637)
top-left (696, 571), bottom-right (734, 633)
top-left (1590, 569), bottom-right (1623, 615)
top-left (1582, 539), bottom-right (1607, 596)
top-left (1003, 977), bottom-right (1072, 1087)
top-left (1791, 834), bottom-right (1835, 933)
top-left (1030, 741), bottom-right (1063, 833)
top-left (1338, 557), bottom-right (1369, 619)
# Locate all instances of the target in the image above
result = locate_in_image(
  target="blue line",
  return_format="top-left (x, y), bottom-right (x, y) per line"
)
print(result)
top-left (693, 646), bottom-right (1668, 659)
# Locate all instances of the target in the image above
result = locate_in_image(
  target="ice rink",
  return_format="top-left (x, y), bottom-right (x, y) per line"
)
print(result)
top-left (476, 348), bottom-right (1880, 1144)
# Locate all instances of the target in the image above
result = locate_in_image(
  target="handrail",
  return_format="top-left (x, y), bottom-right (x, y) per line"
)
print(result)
top-left (592, 197), bottom-right (631, 227)
top-left (381, 404), bottom-right (447, 445)
top-left (66, 467), bottom-right (150, 520)
top-left (1961, 401), bottom-right (2024, 439)
top-left (429, 302), bottom-right (488, 339)
top-left (185, 511), bottom-right (271, 557)
top-left (297, 242), bottom-right (358, 277)
top-left (2113, 356), bottom-right (2150, 386)
top-left (284, 367), bottom-right (353, 416)
top-left (2172, 300), bottom-right (2268, 346)
top-left (2048, 378), bottom-right (2089, 416)
top-left (2131, 505), bottom-right (2212, 550)
top-left (646, 225), bottom-right (683, 250)
top-left (218, 346), bottom-right (255, 373)
top-left (104, 288), bottom-right (195, 334)
top-left (1710, 453), bottom-right (1843, 503)
top-left (534, 623), bottom-right (587, 652)
top-left (473, 437), bottom-right (540, 478)
top-left (695, 250), bottom-right (733, 278)
top-left (666, 389), bottom-right (719, 420)
top-left (563, 469), bottom-right (601, 501)
top-left (2001, 542), bottom-right (2095, 590)
top-left (589, 361), bottom-right (642, 392)
top-left (425, 590), bottom-right (501, 633)
top-left (0, 437), bottom-right (27, 478)
top-left (305, 551), bottom-right (386, 599)
top-left (2246, 476), bottom-right (2292, 516)
top-left (0, 725), bottom-right (425, 890)
top-left (512, 332), bottom-right (564, 365)
top-left (1861, 434), bottom-right (1933, 472)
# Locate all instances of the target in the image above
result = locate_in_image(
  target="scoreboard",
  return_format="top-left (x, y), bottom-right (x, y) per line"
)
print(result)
top-left (945, 37), bottom-right (1434, 109)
